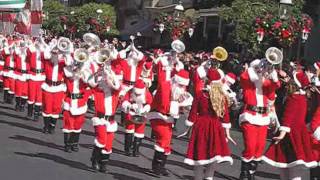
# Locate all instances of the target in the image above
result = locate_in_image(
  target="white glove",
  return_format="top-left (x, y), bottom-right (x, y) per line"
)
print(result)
top-left (270, 70), bottom-right (278, 82)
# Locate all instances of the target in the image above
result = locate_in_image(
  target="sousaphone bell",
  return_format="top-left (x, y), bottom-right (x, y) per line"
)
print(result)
top-left (83, 33), bottom-right (101, 47)
top-left (171, 40), bottom-right (185, 53)
top-left (265, 47), bottom-right (283, 65)
top-left (212, 46), bottom-right (228, 61)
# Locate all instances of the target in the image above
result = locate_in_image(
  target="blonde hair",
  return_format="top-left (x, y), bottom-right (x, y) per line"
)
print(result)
top-left (208, 82), bottom-right (229, 118)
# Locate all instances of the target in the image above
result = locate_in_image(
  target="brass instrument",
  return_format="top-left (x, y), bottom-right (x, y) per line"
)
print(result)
top-left (265, 47), bottom-right (283, 65)
top-left (83, 33), bottom-right (101, 47)
top-left (57, 37), bottom-right (72, 53)
top-left (96, 48), bottom-right (111, 64)
top-left (212, 46), bottom-right (228, 61)
top-left (171, 40), bottom-right (185, 54)
top-left (74, 48), bottom-right (89, 63)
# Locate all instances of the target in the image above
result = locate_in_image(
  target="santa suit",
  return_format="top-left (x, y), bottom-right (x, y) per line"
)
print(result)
top-left (0, 48), bottom-right (4, 85)
top-left (238, 64), bottom-right (280, 179)
top-left (139, 61), bottom-right (154, 88)
top-left (27, 46), bottom-right (45, 107)
top-left (2, 46), bottom-right (15, 96)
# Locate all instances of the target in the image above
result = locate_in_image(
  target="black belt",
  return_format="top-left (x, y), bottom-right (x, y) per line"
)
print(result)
top-left (31, 68), bottom-right (44, 74)
top-left (17, 69), bottom-right (28, 73)
top-left (123, 80), bottom-right (135, 86)
top-left (246, 105), bottom-right (267, 114)
top-left (4, 66), bottom-right (14, 70)
top-left (68, 93), bottom-right (83, 99)
top-left (46, 79), bottom-right (63, 86)
top-left (97, 113), bottom-right (114, 121)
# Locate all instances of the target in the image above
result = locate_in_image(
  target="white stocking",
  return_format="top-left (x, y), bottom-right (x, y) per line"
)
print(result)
top-left (204, 163), bottom-right (215, 180)
top-left (194, 165), bottom-right (204, 180)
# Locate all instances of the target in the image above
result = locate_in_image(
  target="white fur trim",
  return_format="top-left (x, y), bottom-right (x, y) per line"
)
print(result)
top-left (106, 121), bottom-right (118, 132)
top-left (35, 102), bottom-right (42, 106)
top-left (28, 74), bottom-right (46, 81)
top-left (184, 156), bottom-right (233, 166)
top-left (63, 66), bottom-right (73, 78)
top-left (146, 112), bottom-right (174, 123)
top-left (174, 75), bottom-right (189, 86)
top-left (63, 103), bottom-right (88, 115)
top-left (185, 119), bottom-right (194, 127)
top-left (225, 75), bottom-right (235, 84)
top-left (248, 67), bottom-right (260, 82)
top-left (134, 87), bottom-right (145, 95)
top-left (62, 129), bottom-right (82, 133)
top-left (279, 126), bottom-right (291, 133)
top-left (293, 72), bottom-right (301, 88)
top-left (169, 101), bottom-right (180, 117)
top-left (94, 139), bottom-right (105, 148)
top-left (142, 104), bottom-right (151, 113)
top-left (222, 123), bottom-right (231, 129)
top-left (2, 71), bottom-right (16, 79)
top-left (261, 156), bottom-right (318, 168)
top-left (154, 144), bottom-right (165, 152)
top-left (0, 61), bottom-right (4, 66)
top-left (42, 112), bottom-right (59, 118)
top-left (125, 129), bottom-right (135, 133)
top-left (239, 112), bottom-right (270, 126)
top-left (242, 157), bottom-right (262, 162)
top-left (41, 83), bottom-right (66, 93)
top-left (92, 117), bottom-right (107, 126)
top-left (179, 93), bottom-right (193, 107)
top-left (27, 100), bottom-right (34, 104)
top-left (122, 101), bottom-right (131, 113)
top-left (313, 127), bottom-right (320, 141)
top-left (14, 73), bottom-right (28, 81)
top-left (101, 149), bottom-right (112, 154)
top-left (197, 66), bottom-right (207, 79)
top-left (134, 133), bottom-right (145, 138)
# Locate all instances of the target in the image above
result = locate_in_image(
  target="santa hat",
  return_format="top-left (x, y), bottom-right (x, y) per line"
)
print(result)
top-left (133, 79), bottom-right (146, 94)
top-left (224, 72), bottom-right (236, 85)
top-left (314, 62), bottom-right (320, 70)
top-left (293, 70), bottom-right (310, 88)
top-left (208, 68), bottom-right (223, 83)
top-left (174, 70), bottom-right (190, 86)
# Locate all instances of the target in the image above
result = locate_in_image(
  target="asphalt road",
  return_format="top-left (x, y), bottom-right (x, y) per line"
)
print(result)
top-left (0, 93), bottom-right (310, 180)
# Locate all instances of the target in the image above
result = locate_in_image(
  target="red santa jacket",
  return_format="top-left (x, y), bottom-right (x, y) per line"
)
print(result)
top-left (122, 89), bottom-right (153, 121)
top-left (27, 47), bottom-right (45, 81)
top-left (2, 48), bottom-right (15, 78)
top-left (239, 67), bottom-right (280, 126)
top-left (311, 94), bottom-right (320, 141)
top-left (14, 47), bottom-right (29, 81)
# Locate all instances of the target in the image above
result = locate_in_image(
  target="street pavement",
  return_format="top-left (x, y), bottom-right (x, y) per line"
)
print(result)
top-left (0, 93), bottom-right (310, 180)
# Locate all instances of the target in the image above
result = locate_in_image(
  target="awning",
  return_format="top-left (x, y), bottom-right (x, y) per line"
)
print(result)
top-left (0, 0), bottom-right (26, 11)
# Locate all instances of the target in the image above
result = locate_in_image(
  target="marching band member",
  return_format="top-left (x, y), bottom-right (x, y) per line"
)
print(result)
top-left (41, 38), bottom-right (67, 134)
top-left (147, 67), bottom-right (193, 176)
top-left (122, 79), bottom-right (153, 156)
top-left (139, 60), bottom-right (153, 88)
top-left (184, 68), bottom-right (234, 180)
top-left (239, 58), bottom-right (280, 180)
top-left (2, 38), bottom-right (16, 104)
top-left (262, 69), bottom-right (317, 180)
top-left (0, 37), bottom-right (4, 90)
top-left (26, 38), bottom-right (46, 121)
top-left (62, 48), bottom-right (91, 153)
top-left (88, 51), bottom-right (121, 173)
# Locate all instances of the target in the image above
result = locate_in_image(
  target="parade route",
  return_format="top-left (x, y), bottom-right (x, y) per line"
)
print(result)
top-left (0, 93), bottom-right (309, 180)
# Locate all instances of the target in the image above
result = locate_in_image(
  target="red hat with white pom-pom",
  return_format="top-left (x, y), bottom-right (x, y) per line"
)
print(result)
top-left (224, 72), bottom-right (236, 85)
top-left (174, 70), bottom-right (190, 86)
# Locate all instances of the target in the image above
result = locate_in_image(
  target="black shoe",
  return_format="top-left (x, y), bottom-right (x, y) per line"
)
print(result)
top-left (239, 161), bottom-right (253, 180)
top-left (311, 167), bottom-right (320, 180)
top-left (91, 146), bottom-right (102, 171)
top-left (64, 133), bottom-right (72, 153)
top-left (132, 137), bottom-right (142, 157)
top-left (99, 154), bottom-right (109, 173)
top-left (151, 151), bottom-right (163, 176)
top-left (27, 104), bottom-right (33, 117)
top-left (19, 98), bottom-right (26, 112)
top-left (42, 117), bottom-right (50, 134)
top-left (159, 153), bottom-right (170, 176)
top-left (48, 118), bottom-right (57, 134)
top-left (3, 90), bottom-right (8, 103)
top-left (70, 133), bottom-right (80, 152)
top-left (124, 133), bottom-right (133, 156)
top-left (15, 97), bottom-right (21, 111)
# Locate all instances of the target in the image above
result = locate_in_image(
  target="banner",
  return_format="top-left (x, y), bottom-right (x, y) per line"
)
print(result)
top-left (0, 0), bottom-right (26, 10)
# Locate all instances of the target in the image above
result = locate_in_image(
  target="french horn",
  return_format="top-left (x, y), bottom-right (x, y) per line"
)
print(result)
top-left (171, 40), bottom-right (185, 53)
top-left (265, 47), bottom-right (283, 65)
top-left (57, 37), bottom-right (72, 53)
top-left (83, 33), bottom-right (101, 47)
top-left (212, 46), bottom-right (228, 61)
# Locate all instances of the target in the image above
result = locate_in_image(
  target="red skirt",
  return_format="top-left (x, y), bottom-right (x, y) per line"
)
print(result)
top-left (184, 115), bottom-right (233, 166)
top-left (262, 127), bottom-right (318, 168)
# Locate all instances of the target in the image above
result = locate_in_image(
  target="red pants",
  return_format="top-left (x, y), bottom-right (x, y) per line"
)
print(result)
top-left (15, 80), bottom-right (28, 99)
top-left (63, 111), bottom-right (86, 133)
top-left (93, 122), bottom-right (115, 154)
top-left (125, 120), bottom-right (146, 138)
top-left (241, 123), bottom-right (268, 162)
top-left (28, 80), bottom-right (43, 105)
top-left (151, 119), bottom-right (173, 155)
top-left (3, 76), bottom-right (15, 94)
top-left (42, 90), bottom-right (65, 118)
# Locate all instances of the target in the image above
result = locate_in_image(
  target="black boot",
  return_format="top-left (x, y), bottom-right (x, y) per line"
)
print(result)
top-left (239, 161), bottom-right (252, 180)
top-left (20, 98), bottom-right (26, 112)
top-left (249, 161), bottom-right (258, 180)
top-left (132, 137), bottom-right (142, 157)
top-left (151, 151), bottom-right (163, 176)
top-left (99, 153), bottom-right (109, 173)
top-left (124, 133), bottom-right (133, 156)
top-left (160, 153), bottom-right (170, 176)
top-left (311, 167), bottom-right (320, 180)
top-left (0, 82), bottom-right (3, 91)
top-left (48, 118), bottom-right (57, 134)
top-left (91, 146), bottom-right (102, 171)
top-left (71, 133), bottom-right (80, 152)
top-left (64, 133), bottom-right (72, 153)
top-left (42, 117), bottom-right (50, 134)
top-left (3, 90), bottom-right (8, 103)
top-left (8, 93), bottom-right (14, 104)
top-left (33, 105), bottom-right (40, 121)
top-left (15, 97), bottom-right (21, 111)
top-left (27, 104), bottom-right (33, 117)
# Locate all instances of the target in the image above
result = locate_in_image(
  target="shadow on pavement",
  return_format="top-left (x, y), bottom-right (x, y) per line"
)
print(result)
top-left (9, 135), bottom-right (64, 151)
top-left (0, 118), bottom-right (43, 133)
top-left (108, 172), bottom-right (144, 180)
top-left (256, 170), bottom-right (280, 179)
top-left (108, 159), bottom-right (150, 174)
top-left (14, 152), bottom-right (95, 172)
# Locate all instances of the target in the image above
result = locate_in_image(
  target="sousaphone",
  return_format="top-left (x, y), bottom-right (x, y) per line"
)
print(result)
top-left (212, 46), bottom-right (228, 61)
top-left (265, 47), bottom-right (283, 65)
top-left (83, 33), bottom-right (101, 47)
top-left (171, 39), bottom-right (185, 53)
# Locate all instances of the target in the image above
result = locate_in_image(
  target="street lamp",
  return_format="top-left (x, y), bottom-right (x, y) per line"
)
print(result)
top-left (174, 1), bottom-right (184, 18)
top-left (96, 9), bottom-right (103, 20)
top-left (279, 0), bottom-right (293, 20)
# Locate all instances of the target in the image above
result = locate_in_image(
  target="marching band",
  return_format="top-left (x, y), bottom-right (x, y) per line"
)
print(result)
top-left (1, 31), bottom-right (320, 180)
